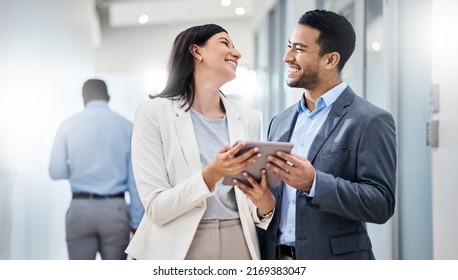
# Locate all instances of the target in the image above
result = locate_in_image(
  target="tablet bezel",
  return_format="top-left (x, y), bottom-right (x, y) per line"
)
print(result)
top-left (222, 141), bottom-right (294, 188)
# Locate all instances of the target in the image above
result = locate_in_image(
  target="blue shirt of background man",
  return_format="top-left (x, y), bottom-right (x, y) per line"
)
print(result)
top-left (278, 82), bottom-right (347, 246)
top-left (49, 100), bottom-right (143, 229)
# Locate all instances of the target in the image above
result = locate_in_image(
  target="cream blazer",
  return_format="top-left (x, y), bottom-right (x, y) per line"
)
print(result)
top-left (125, 95), bottom-right (271, 260)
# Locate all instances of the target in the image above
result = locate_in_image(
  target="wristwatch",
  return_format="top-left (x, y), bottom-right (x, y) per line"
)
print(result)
top-left (258, 208), bottom-right (274, 222)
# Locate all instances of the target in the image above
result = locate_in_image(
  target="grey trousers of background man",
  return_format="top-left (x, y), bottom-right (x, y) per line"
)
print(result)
top-left (65, 197), bottom-right (130, 260)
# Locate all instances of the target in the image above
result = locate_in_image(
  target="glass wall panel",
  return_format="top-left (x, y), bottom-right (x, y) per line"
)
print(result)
top-left (365, 0), bottom-right (386, 109)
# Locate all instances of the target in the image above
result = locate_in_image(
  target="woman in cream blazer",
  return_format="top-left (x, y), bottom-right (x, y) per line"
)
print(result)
top-left (125, 24), bottom-right (274, 260)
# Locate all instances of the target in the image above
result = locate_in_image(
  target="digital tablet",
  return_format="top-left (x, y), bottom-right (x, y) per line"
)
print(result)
top-left (222, 141), bottom-right (294, 188)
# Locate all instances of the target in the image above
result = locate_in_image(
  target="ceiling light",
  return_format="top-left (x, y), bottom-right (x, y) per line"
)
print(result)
top-left (235, 7), bottom-right (245, 15)
top-left (138, 14), bottom-right (149, 24)
top-left (371, 41), bottom-right (382, 52)
top-left (221, 0), bottom-right (231, 7)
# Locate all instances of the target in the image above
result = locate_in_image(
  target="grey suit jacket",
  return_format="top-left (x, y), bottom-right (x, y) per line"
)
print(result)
top-left (259, 86), bottom-right (396, 260)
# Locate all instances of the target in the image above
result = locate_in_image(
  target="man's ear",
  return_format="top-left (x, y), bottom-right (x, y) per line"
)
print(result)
top-left (324, 52), bottom-right (340, 69)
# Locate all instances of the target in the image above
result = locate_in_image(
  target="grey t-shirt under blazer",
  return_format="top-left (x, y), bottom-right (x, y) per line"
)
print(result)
top-left (190, 108), bottom-right (239, 220)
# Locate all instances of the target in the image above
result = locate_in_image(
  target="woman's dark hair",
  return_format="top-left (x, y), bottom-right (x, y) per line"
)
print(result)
top-left (151, 24), bottom-right (227, 111)
top-left (298, 9), bottom-right (356, 72)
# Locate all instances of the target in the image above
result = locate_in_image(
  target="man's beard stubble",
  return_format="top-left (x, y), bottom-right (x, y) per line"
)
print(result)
top-left (286, 66), bottom-right (319, 90)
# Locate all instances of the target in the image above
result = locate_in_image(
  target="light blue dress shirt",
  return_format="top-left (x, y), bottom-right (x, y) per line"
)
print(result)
top-left (278, 82), bottom-right (347, 246)
top-left (49, 100), bottom-right (144, 229)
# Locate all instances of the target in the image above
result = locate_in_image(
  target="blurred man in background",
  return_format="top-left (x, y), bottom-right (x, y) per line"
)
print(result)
top-left (49, 79), bottom-right (143, 260)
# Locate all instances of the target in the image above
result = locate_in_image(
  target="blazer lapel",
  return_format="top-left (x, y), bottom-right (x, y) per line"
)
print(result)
top-left (222, 97), bottom-right (245, 143)
top-left (308, 87), bottom-right (355, 163)
top-left (172, 96), bottom-right (244, 174)
top-left (172, 101), bottom-right (202, 174)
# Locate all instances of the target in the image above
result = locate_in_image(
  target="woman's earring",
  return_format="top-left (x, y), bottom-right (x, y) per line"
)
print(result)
top-left (198, 56), bottom-right (202, 62)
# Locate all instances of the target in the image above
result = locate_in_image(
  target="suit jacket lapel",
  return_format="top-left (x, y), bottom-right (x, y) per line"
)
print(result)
top-left (172, 101), bottom-right (202, 174)
top-left (308, 87), bottom-right (355, 163)
top-left (269, 105), bottom-right (299, 142)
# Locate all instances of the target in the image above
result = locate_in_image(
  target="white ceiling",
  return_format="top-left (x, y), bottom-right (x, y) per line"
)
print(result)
top-left (105, 0), bottom-right (255, 28)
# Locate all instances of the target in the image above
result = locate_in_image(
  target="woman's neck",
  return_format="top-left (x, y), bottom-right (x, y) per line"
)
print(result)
top-left (192, 89), bottom-right (225, 118)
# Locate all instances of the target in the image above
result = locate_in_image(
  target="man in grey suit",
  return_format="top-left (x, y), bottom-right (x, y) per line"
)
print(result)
top-left (258, 9), bottom-right (396, 259)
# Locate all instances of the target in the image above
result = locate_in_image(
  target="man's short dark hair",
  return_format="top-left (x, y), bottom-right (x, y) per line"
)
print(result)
top-left (298, 9), bottom-right (356, 72)
top-left (82, 79), bottom-right (109, 103)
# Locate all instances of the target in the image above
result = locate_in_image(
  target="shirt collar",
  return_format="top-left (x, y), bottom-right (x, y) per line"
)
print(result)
top-left (296, 82), bottom-right (347, 113)
top-left (85, 100), bottom-right (109, 109)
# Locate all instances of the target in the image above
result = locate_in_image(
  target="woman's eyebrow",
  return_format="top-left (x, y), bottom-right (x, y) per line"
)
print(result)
top-left (219, 37), bottom-right (234, 48)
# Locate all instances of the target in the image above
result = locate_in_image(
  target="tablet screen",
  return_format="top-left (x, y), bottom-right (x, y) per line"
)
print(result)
top-left (222, 141), bottom-right (294, 188)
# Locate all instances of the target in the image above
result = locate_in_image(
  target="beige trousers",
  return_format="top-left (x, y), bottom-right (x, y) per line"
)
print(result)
top-left (185, 218), bottom-right (252, 260)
